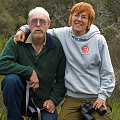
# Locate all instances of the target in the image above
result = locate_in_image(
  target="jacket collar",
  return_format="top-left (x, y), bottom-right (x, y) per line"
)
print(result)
top-left (23, 32), bottom-right (55, 50)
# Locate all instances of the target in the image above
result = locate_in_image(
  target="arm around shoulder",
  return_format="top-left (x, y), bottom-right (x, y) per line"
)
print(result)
top-left (14, 25), bottom-right (30, 43)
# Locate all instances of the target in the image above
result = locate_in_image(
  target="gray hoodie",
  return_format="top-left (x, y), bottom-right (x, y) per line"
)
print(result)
top-left (20, 24), bottom-right (115, 101)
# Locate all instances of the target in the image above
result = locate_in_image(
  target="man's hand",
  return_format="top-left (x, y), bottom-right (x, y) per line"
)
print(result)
top-left (93, 98), bottom-right (106, 110)
top-left (13, 30), bottom-right (25, 44)
top-left (43, 99), bottom-right (55, 113)
top-left (28, 70), bottom-right (39, 89)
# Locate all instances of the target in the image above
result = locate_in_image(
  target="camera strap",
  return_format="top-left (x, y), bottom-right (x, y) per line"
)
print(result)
top-left (25, 82), bottom-right (41, 120)
top-left (26, 82), bottom-right (29, 117)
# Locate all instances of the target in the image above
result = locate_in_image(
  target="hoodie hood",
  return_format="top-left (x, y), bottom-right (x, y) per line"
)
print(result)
top-left (71, 24), bottom-right (100, 40)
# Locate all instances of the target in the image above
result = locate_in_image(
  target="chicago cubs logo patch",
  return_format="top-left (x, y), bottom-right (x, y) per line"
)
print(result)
top-left (81, 46), bottom-right (89, 53)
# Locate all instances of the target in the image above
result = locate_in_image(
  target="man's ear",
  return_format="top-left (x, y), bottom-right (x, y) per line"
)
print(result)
top-left (47, 20), bottom-right (51, 29)
top-left (27, 19), bottom-right (30, 27)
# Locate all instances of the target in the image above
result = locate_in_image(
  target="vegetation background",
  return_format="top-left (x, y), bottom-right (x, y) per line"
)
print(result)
top-left (0, 0), bottom-right (120, 119)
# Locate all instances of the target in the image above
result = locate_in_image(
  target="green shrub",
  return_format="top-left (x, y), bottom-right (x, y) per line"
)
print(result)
top-left (0, 35), bottom-right (8, 53)
top-left (0, 113), bottom-right (6, 120)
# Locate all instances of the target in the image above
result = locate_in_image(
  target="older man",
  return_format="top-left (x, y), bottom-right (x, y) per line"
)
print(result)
top-left (0, 7), bottom-right (66, 120)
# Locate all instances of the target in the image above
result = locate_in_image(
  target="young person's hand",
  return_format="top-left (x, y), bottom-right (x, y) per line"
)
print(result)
top-left (13, 30), bottom-right (25, 44)
top-left (93, 98), bottom-right (106, 110)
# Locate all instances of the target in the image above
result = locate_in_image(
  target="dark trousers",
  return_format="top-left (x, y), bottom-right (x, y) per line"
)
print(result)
top-left (1, 74), bottom-right (58, 120)
top-left (1, 74), bottom-right (24, 120)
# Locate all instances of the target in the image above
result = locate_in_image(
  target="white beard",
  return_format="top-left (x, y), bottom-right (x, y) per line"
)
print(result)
top-left (31, 27), bottom-right (45, 41)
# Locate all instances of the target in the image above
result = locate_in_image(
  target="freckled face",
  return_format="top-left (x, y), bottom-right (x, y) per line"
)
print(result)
top-left (71, 11), bottom-right (88, 36)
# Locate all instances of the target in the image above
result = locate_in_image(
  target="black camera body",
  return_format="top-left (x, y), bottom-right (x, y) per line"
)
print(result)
top-left (80, 100), bottom-right (106, 120)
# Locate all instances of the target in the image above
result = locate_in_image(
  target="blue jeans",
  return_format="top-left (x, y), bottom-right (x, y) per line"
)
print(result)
top-left (31, 108), bottom-right (58, 120)
top-left (1, 74), bottom-right (24, 120)
top-left (1, 74), bottom-right (58, 120)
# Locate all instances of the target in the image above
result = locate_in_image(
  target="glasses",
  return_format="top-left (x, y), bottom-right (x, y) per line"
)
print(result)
top-left (30, 19), bottom-right (47, 25)
top-left (73, 13), bottom-right (88, 20)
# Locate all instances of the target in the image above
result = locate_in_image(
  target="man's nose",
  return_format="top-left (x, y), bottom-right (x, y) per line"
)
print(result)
top-left (36, 20), bottom-right (41, 26)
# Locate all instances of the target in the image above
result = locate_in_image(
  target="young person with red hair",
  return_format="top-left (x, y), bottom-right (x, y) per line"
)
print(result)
top-left (14, 2), bottom-right (115, 120)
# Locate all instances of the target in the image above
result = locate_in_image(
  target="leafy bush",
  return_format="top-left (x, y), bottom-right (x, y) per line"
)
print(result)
top-left (0, 35), bottom-right (8, 53)
top-left (0, 113), bottom-right (6, 120)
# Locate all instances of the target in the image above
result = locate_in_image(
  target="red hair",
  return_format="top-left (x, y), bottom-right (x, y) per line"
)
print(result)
top-left (69, 2), bottom-right (95, 31)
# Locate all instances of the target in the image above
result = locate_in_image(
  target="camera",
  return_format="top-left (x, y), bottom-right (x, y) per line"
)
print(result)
top-left (80, 100), bottom-right (106, 120)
